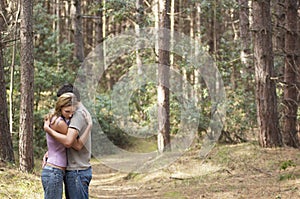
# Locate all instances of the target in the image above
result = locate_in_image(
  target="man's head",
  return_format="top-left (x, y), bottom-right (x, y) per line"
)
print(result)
top-left (57, 83), bottom-right (81, 101)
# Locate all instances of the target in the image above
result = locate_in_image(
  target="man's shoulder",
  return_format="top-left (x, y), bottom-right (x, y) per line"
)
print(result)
top-left (76, 103), bottom-right (89, 111)
top-left (76, 103), bottom-right (90, 115)
top-left (71, 103), bottom-right (90, 122)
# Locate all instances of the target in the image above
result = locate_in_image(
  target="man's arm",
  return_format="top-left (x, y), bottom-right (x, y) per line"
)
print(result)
top-left (71, 122), bottom-right (92, 150)
top-left (71, 111), bottom-right (93, 150)
top-left (44, 119), bottom-right (78, 148)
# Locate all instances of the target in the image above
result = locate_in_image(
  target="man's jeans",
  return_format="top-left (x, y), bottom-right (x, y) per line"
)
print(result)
top-left (65, 167), bottom-right (92, 199)
top-left (41, 165), bottom-right (65, 199)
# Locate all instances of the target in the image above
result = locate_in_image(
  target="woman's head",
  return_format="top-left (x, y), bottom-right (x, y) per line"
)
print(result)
top-left (54, 92), bottom-right (78, 119)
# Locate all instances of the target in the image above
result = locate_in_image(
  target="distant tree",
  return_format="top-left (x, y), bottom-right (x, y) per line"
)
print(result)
top-left (135, 0), bottom-right (144, 74)
top-left (0, 0), bottom-right (15, 163)
top-left (71, 0), bottom-right (84, 62)
top-left (19, 0), bottom-right (34, 172)
top-left (238, 0), bottom-right (251, 69)
top-left (282, 0), bottom-right (299, 148)
top-left (157, 0), bottom-right (171, 152)
top-left (96, 0), bottom-right (104, 74)
top-left (273, 0), bottom-right (285, 52)
top-left (96, 0), bottom-right (104, 45)
top-left (252, 0), bottom-right (283, 147)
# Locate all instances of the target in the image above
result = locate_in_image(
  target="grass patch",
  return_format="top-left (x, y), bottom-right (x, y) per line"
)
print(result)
top-left (278, 160), bottom-right (297, 181)
top-left (123, 172), bottom-right (140, 180)
top-left (164, 191), bottom-right (188, 199)
top-left (0, 163), bottom-right (43, 199)
top-left (125, 135), bottom-right (157, 153)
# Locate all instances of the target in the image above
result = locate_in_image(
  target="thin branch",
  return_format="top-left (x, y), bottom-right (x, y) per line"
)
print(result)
top-left (2, 38), bottom-right (20, 45)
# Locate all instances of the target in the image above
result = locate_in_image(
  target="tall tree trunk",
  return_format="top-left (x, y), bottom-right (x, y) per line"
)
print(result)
top-left (19, 0), bottom-right (34, 171)
top-left (56, 0), bottom-right (61, 67)
top-left (252, 0), bottom-right (283, 147)
top-left (282, 0), bottom-right (299, 148)
top-left (170, 0), bottom-right (174, 67)
top-left (83, 0), bottom-right (93, 52)
top-left (239, 0), bottom-right (253, 94)
top-left (135, 0), bottom-right (143, 75)
top-left (212, 0), bottom-right (217, 55)
top-left (239, 0), bottom-right (251, 68)
top-left (10, 2), bottom-right (20, 134)
top-left (188, 4), bottom-right (194, 99)
top-left (273, 0), bottom-right (285, 53)
top-left (297, 2), bottom-right (300, 116)
top-left (178, 0), bottom-right (188, 100)
top-left (71, 0), bottom-right (84, 63)
top-left (64, 1), bottom-right (72, 43)
top-left (157, 0), bottom-right (171, 153)
top-left (102, 0), bottom-right (113, 90)
top-left (0, 0), bottom-right (15, 163)
top-left (211, 0), bottom-right (218, 107)
top-left (96, 0), bottom-right (104, 71)
top-left (96, 0), bottom-right (103, 45)
top-left (194, 2), bottom-right (202, 106)
top-left (153, 0), bottom-right (159, 52)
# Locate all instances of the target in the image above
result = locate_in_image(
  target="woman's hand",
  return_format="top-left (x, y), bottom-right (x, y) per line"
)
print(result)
top-left (83, 110), bottom-right (92, 126)
top-left (42, 151), bottom-right (48, 168)
top-left (44, 118), bottom-right (50, 132)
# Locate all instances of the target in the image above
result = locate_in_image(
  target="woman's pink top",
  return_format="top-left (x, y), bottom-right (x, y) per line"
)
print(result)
top-left (46, 117), bottom-right (69, 167)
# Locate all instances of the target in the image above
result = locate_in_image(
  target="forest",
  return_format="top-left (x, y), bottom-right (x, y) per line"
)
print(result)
top-left (0, 0), bottom-right (300, 198)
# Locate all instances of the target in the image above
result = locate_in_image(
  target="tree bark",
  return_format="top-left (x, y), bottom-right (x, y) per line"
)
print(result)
top-left (56, 0), bottom-right (61, 67)
top-left (135, 0), bottom-right (144, 75)
top-left (83, 0), bottom-right (93, 52)
top-left (9, 2), bottom-right (20, 135)
top-left (239, 0), bottom-right (251, 68)
top-left (273, 0), bottom-right (285, 52)
top-left (157, 0), bottom-right (171, 153)
top-left (282, 0), bottom-right (299, 148)
top-left (19, 0), bottom-right (34, 171)
top-left (194, 2), bottom-right (202, 106)
top-left (297, 1), bottom-right (300, 115)
top-left (71, 0), bottom-right (84, 63)
top-left (0, 0), bottom-right (15, 163)
top-left (252, 0), bottom-right (283, 147)
top-left (96, 0), bottom-right (103, 45)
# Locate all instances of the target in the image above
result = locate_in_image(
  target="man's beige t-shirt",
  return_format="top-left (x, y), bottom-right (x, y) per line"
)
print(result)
top-left (67, 103), bottom-right (91, 170)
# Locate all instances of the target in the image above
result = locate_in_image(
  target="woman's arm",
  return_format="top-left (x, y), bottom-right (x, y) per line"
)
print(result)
top-left (44, 119), bottom-right (78, 148)
top-left (50, 116), bottom-right (68, 135)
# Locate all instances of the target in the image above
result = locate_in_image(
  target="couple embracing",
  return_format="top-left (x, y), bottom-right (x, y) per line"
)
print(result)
top-left (41, 84), bottom-right (93, 199)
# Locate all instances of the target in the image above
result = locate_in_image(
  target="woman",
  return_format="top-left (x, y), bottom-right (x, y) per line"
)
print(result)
top-left (41, 92), bottom-right (92, 199)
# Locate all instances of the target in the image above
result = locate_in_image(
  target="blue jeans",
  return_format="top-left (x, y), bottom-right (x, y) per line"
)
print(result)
top-left (41, 165), bottom-right (65, 199)
top-left (65, 167), bottom-right (92, 199)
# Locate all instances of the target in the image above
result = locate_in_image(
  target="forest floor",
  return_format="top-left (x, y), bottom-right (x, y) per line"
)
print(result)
top-left (0, 141), bottom-right (299, 199)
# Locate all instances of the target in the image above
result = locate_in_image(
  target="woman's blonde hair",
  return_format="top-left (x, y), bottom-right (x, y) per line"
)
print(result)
top-left (45, 92), bottom-right (78, 123)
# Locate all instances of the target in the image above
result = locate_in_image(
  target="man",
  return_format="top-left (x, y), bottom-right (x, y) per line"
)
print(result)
top-left (44, 84), bottom-right (92, 199)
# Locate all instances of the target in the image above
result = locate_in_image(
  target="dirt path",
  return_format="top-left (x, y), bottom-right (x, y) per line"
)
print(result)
top-left (1, 142), bottom-right (298, 199)
top-left (89, 143), bottom-right (300, 199)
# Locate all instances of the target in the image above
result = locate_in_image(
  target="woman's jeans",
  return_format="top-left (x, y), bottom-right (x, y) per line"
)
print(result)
top-left (41, 165), bottom-right (65, 199)
top-left (65, 167), bottom-right (92, 199)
